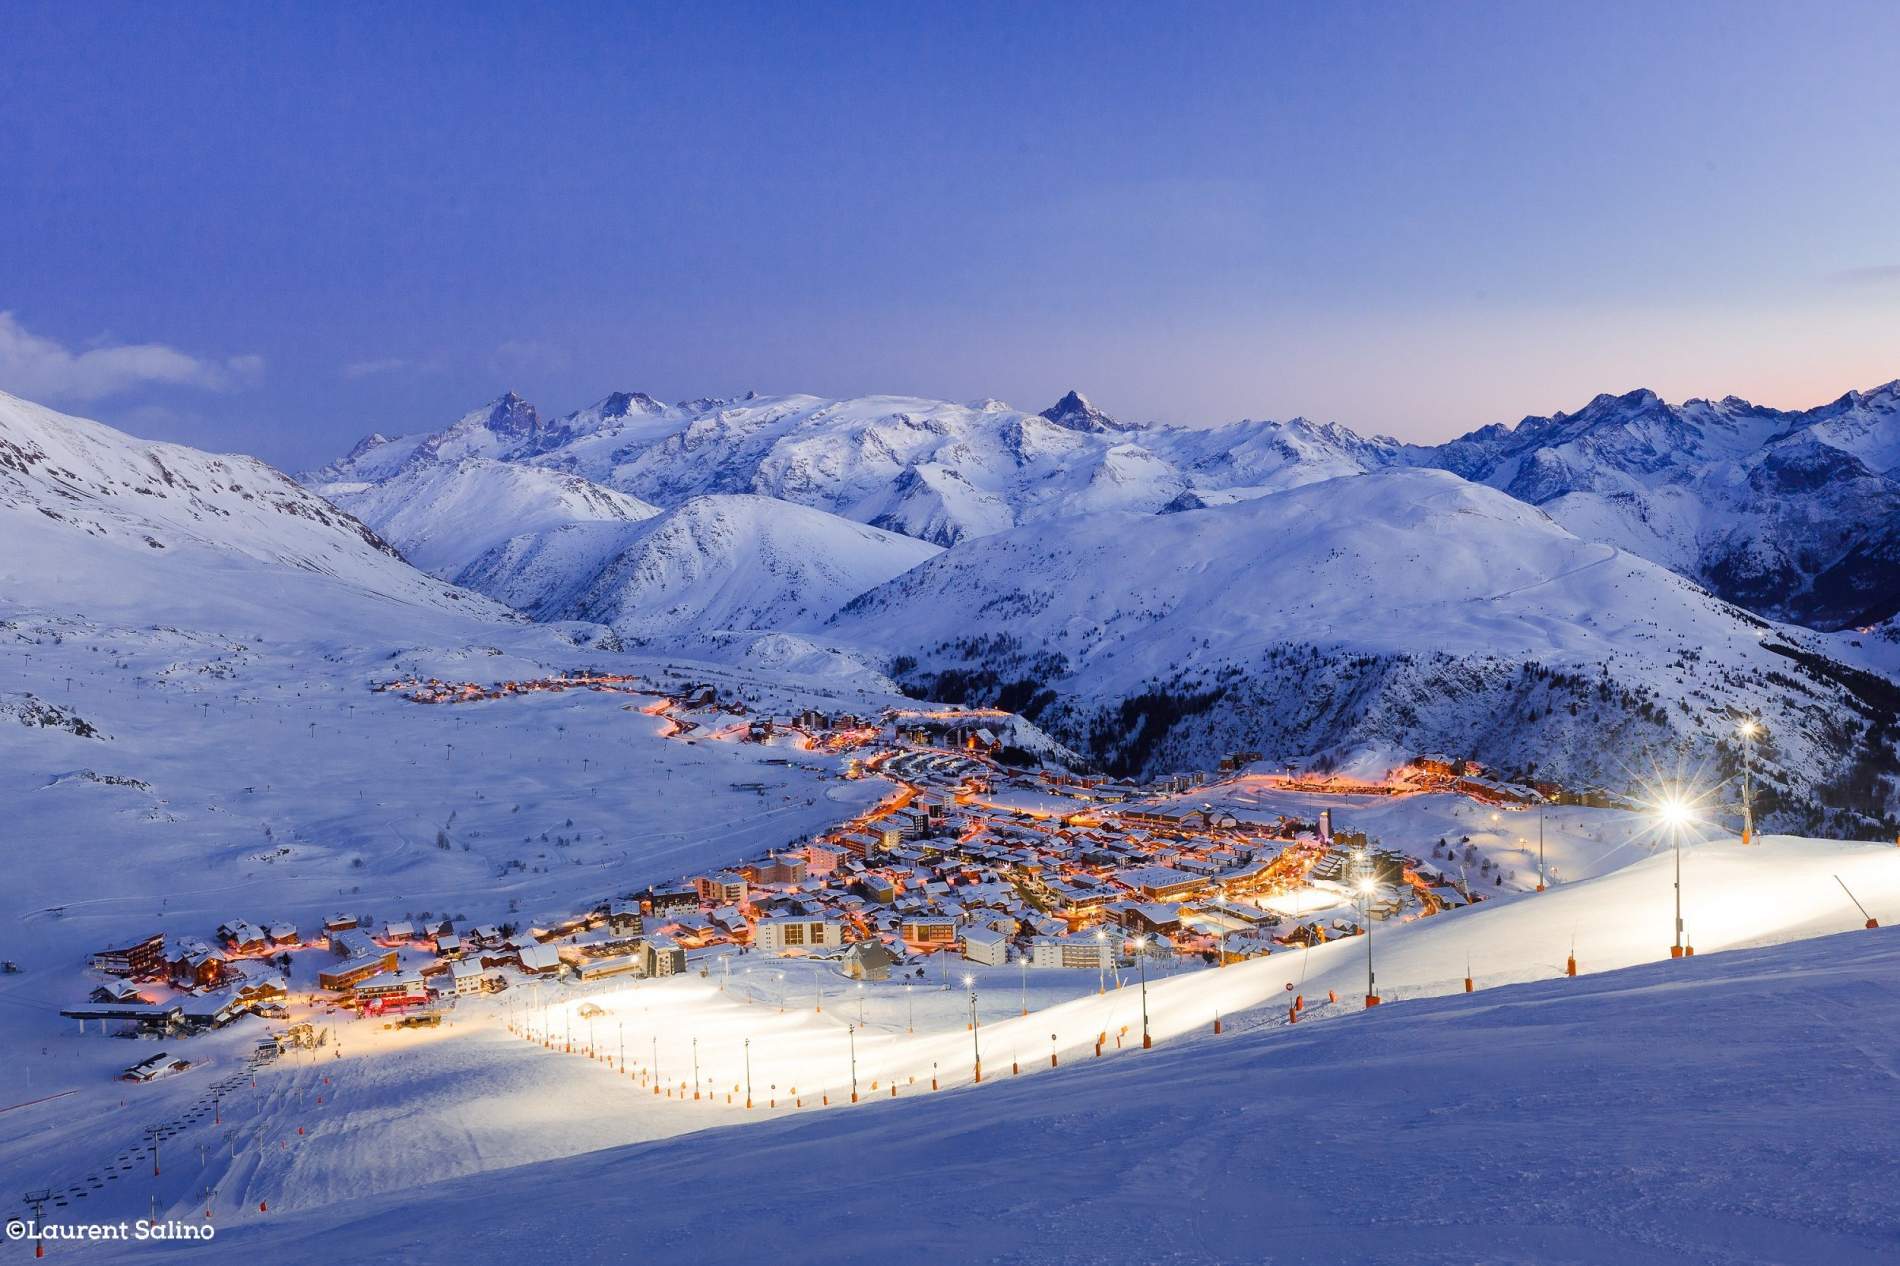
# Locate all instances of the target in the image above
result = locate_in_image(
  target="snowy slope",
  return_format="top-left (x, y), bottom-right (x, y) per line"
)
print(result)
top-left (826, 469), bottom-right (1900, 832)
top-left (311, 456), bottom-right (659, 578)
top-left (0, 390), bottom-right (508, 631)
top-left (457, 494), bottom-right (940, 635)
top-left (1421, 384), bottom-right (1900, 629)
top-left (106, 918), bottom-right (1900, 1265)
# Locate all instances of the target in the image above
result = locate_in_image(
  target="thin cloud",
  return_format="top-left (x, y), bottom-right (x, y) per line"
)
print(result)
top-left (342, 356), bottom-right (408, 379)
top-left (1827, 264), bottom-right (1900, 287)
top-left (0, 310), bottom-right (263, 402)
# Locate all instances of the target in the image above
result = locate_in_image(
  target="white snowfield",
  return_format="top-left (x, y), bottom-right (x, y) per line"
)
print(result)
top-left (317, 455), bottom-right (660, 579)
top-left (454, 493), bottom-right (941, 635)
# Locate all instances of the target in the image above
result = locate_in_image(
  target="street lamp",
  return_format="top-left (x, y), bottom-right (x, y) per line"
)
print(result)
top-left (1132, 935), bottom-right (1152, 1048)
top-left (965, 974), bottom-right (982, 1082)
top-left (1358, 875), bottom-right (1380, 1007)
top-left (1656, 795), bottom-right (1699, 957)
top-left (1737, 719), bottom-right (1760, 844)
top-left (1018, 948), bottom-right (1029, 1016)
top-left (744, 1037), bottom-right (753, 1109)
top-left (1094, 928), bottom-right (1108, 994)
top-left (848, 1023), bottom-right (859, 1103)
top-left (1537, 799), bottom-right (1547, 892)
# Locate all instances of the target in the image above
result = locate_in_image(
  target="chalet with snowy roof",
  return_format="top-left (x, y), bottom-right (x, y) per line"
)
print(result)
top-left (517, 944), bottom-right (565, 976)
top-left (319, 928), bottom-right (398, 992)
top-left (1116, 903), bottom-right (1184, 937)
top-left (451, 960), bottom-right (502, 994)
top-left (90, 980), bottom-right (150, 1004)
top-left (841, 939), bottom-right (899, 981)
top-left (168, 942), bottom-right (228, 991)
top-left (215, 921), bottom-right (268, 953)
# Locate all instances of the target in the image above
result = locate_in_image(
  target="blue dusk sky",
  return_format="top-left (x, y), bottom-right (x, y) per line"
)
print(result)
top-left (3, 0), bottom-right (1899, 469)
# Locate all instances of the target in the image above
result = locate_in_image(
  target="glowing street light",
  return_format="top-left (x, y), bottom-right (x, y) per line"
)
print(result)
top-left (965, 974), bottom-right (982, 1083)
top-left (1537, 799), bottom-right (1547, 892)
top-left (1737, 718), bottom-right (1761, 844)
top-left (1132, 935), bottom-right (1152, 1048)
top-left (848, 1023), bottom-right (860, 1102)
top-left (1358, 874), bottom-right (1380, 1007)
top-left (1655, 794), bottom-right (1700, 958)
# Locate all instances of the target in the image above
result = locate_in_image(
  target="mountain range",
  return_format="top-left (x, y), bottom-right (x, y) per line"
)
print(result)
top-left (307, 381), bottom-right (1900, 633)
top-left (2, 379), bottom-right (1895, 834)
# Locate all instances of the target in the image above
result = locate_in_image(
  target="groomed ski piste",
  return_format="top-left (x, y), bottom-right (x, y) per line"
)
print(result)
top-left (126, 924), bottom-right (1900, 1266)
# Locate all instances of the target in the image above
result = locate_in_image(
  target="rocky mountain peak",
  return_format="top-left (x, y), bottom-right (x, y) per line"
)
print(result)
top-left (1039, 390), bottom-right (1121, 433)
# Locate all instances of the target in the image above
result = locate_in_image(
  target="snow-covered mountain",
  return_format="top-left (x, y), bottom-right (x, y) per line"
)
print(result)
top-left (457, 493), bottom-right (940, 637)
top-left (824, 469), bottom-right (1899, 833)
top-left (310, 380), bottom-right (1900, 632)
top-left (311, 456), bottom-right (660, 578)
top-left (1422, 384), bottom-right (1900, 630)
top-left (0, 390), bottom-right (507, 630)
top-left (308, 389), bottom-right (1395, 548)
